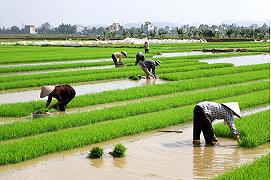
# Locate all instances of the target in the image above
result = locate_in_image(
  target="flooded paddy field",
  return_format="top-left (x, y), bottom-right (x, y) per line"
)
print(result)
top-left (0, 117), bottom-right (269, 180)
top-left (0, 42), bottom-right (270, 179)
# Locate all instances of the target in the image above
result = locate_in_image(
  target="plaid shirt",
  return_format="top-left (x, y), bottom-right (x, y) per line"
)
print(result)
top-left (197, 101), bottom-right (239, 135)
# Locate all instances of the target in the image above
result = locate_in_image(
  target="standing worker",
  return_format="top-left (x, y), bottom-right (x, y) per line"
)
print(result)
top-left (144, 41), bottom-right (149, 53)
top-left (193, 101), bottom-right (241, 145)
top-left (40, 85), bottom-right (76, 111)
top-left (112, 51), bottom-right (128, 67)
top-left (135, 52), bottom-right (160, 79)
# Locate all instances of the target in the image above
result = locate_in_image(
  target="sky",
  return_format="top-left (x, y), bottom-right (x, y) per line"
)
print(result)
top-left (0, 0), bottom-right (270, 27)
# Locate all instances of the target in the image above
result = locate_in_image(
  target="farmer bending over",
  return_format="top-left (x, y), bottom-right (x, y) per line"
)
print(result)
top-left (135, 52), bottom-right (160, 79)
top-left (193, 101), bottom-right (241, 145)
top-left (112, 51), bottom-right (128, 67)
top-left (40, 85), bottom-right (76, 111)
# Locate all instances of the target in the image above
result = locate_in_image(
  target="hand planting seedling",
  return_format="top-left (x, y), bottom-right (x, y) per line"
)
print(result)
top-left (88, 146), bottom-right (104, 159)
top-left (110, 144), bottom-right (127, 158)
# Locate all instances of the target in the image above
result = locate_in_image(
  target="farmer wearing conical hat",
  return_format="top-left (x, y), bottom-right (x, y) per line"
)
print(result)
top-left (193, 101), bottom-right (241, 145)
top-left (135, 52), bottom-right (160, 79)
top-left (40, 85), bottom-right (76, 111)
top-left (112, 51), bottom-right (128, 67)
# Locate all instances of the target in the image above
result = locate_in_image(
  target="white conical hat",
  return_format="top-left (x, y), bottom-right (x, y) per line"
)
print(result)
top-left (40, 86), bottom-right (55, 98)
top-left (222, 102), bottom-right (241, 118)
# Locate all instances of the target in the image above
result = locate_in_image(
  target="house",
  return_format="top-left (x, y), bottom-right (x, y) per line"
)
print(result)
top-left (108, 23), bottom-right (121, 32)
top-left (144, 21), bottom-right (155, 33)
top-left (24, 25), bottom-right (36, 34)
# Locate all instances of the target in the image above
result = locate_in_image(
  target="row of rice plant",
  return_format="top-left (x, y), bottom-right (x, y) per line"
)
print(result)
top-left (0, 42), bottom-right (268, 64)
top-left (160, 64), bottom-right (269, 80)
top-left (0, 60), bottom-right (206, 83)
top-left (0, 70), bottom-right (269, 117)
top-left (214, 154), bottom-right (270, 180)
top-left (0, 92), bottom-right (268, 165)
top-left (214, 111), bottom-right (270, 148)
top-left (0, 51), bottom-right (262, 75)
top-left (0, 81), bottom-right (268, 140)
top-left (0, 63), bottom-right (233, 91)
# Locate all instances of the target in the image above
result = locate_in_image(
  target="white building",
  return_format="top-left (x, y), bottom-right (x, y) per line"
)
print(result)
top-left (24, 25), bottom-right (36, 34)
top-left (108, 23), bottom-right (121, 32)
top-left (144, 21), bottom-right (155, 32)
top-left (76, 25), bottom-right (84, 33)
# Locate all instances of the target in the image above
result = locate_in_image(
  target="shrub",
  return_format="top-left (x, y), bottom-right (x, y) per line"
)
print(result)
top-left (111, 144), bottom-right (127, 158)
top-left (88, 146), bottom-right (104, 159)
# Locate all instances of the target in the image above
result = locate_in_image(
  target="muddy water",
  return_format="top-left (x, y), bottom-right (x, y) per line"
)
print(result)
top-left (153, 51), bottom-right (216, 58)
top-left (0, 79), bottom-right (166, 104)
top-left (200, 54), bottom-right (270, 66)
top-left (0, 123), bottom-right (269, 180)
top-left (0, 59), bottom-right (112, 68)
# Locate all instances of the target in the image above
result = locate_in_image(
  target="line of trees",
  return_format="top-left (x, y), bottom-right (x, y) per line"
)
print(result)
top-left (0, 22), bottom-right (269, 40)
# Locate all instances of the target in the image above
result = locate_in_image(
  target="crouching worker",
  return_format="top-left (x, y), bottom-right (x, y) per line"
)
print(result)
top-left (40, 85), bottom-right (76, 111)
top-left (112, 51), bottom-right (128, 67)
top-left (135, 52), bottom-right (160, 79)
top-left (193, 101), bottom-right (241, 145)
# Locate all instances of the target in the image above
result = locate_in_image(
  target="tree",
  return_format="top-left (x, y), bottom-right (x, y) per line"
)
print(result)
top-left (176, 27), bottom-right (184, 38)
top-left (10, 26), bottom-right (20, 34)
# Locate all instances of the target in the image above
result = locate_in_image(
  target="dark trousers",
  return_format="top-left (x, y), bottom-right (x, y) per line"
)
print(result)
top-left (55, 89), bottom-right (76, 111)
top-left (193, 105), bottom-right (214, 144)
top-left (112, 54), bottom-right (117, 65)
top-left (145, 49), bottom-right (149, 53)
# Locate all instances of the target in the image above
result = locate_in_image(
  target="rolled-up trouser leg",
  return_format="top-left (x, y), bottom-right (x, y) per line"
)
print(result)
top-left (193, 105), bottom-right (203, 141)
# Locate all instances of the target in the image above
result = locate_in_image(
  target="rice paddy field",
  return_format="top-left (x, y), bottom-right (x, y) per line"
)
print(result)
top-left (0, 41), bottom-right (270, 180)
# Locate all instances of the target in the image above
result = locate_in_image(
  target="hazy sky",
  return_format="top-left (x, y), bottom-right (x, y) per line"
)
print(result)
top-left (0, 0), bottom-right (270, 27)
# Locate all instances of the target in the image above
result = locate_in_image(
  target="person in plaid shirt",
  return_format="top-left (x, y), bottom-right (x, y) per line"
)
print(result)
top-left (193, 101), bottom-right (241, 145)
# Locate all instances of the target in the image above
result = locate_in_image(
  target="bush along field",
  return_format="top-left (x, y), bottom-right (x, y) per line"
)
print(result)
top-left (0, 42), bottom-right (269, 169)
top-left (214, 154), bottom-right (270, 180)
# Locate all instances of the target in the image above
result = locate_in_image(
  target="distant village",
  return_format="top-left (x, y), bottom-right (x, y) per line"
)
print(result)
top-left (0, 21), bottom-right (269, 40)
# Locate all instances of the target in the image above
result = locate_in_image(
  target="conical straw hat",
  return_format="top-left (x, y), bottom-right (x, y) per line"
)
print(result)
top-left (40, 86), bottom-right (55, 98)
top-left (222, 102), bottom-right (241, 118)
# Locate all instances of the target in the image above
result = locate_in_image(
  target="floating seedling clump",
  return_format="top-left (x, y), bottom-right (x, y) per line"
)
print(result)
top-left (88, 146), bottom-right (104, 159)
top-left (110, 144), bottom-right (127, 158)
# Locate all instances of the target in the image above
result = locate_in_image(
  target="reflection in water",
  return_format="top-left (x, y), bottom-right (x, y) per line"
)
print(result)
top-left (89, 158), bottom-right (104, 169)
top-left (153, 51), bottom-right (215, 58)
top-left (199, 54), bottom-right (270, 66)
top-left (112, 157), bottom-right (127, 168)
top-left (0, 125), bottom-right (269, 180)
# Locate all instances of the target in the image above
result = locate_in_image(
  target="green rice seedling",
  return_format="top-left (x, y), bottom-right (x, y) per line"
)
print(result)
top-left (0, 95), bottom-right (268, 165)
top-left (0, 70), bottom-right (269, 117)
top-left (88, 146), bottom-right (104, 159)
top-left (0, 61), bottom-right (228, 84)
top-left (161, 64), bottom-right (269, 81)
top-left (214, 154), bottom-right (270, 180)
top-left (110, 144), bottom-right (127, 158)
top-left (0, 42), bottom-right (268, 64)
top-left (0, 87), bottom-right (268, 142)
top-left (214, 111), bottom-right (270, 148)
